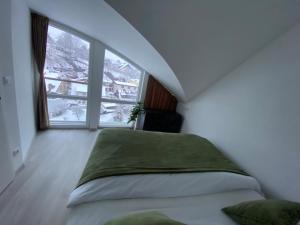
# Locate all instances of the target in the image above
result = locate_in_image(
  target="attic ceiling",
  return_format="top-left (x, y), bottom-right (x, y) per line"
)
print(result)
top-left (106, 0), bottom-right (300, 100)
top-left (26, 0), bottom-right (300, 102)
top-left (26, 0), bottom-right (185, 100)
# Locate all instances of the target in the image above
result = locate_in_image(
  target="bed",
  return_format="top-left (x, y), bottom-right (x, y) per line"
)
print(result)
top-left (66, 129), bottom-right (264, 225)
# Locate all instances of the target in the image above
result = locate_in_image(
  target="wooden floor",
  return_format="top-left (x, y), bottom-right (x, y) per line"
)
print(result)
top-left (0, 129), bottom-right (99, 225)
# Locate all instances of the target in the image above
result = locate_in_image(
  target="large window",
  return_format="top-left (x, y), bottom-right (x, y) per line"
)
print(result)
top-left (44, 25), bottom-right (90, 125)
top-left (44, 23), bottom-right (145, 128)
top-left (99, 50), bottom-right (143, 127)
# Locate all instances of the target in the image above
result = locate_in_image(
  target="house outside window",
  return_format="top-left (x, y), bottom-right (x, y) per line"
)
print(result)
top-left (43, 23), bottom-right (145, 128)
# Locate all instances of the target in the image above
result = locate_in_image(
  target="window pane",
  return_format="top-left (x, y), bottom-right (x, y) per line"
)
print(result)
top-left (102, 50), bottom-right (142, 102)
top-left (44, 25), bottom-right (90, 84)
top-left (44, 25), bottom-right (90, 126)
top-left (48, 97), bottom-right (87, 122)
top-left (45, 78), bottom-right (88, 97)
top-left (100, 102), bottom-right (134, 126)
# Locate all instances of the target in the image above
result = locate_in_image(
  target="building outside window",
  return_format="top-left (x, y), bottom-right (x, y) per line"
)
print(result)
top-left (43, 23), bottom-right (144, 128)
top-left (99, 50), bottom-right (143, 127)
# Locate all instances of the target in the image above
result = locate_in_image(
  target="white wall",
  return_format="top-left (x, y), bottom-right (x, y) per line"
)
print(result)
top-left (179, 22), bottom-right (300, 201)
top-left (0, 99), bottom-right (15, 193)
top-left (11, 0), bottom-right (36, 159)
top-left (0, 0), bottom-right (23, 171)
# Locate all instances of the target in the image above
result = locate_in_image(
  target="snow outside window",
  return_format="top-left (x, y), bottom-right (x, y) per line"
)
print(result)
top-left (99, 50), bottom-right (143, 127)
top-left (44, 25), bottom-right (90, 125)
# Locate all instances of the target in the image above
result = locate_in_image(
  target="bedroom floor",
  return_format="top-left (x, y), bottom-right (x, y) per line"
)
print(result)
top-left (0, 129), bottom-right (99, 225)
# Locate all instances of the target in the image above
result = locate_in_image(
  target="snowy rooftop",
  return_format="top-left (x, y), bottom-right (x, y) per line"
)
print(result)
top-left (115, 81), bottom-right (138, 87)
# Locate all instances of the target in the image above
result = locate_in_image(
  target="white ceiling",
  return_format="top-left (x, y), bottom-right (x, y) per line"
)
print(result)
top-left (106, 0), bottom-right (300, 100)
top-left (26, 0), bottom-right (300, 101)
top-left (26, 0), bottom-right (185, 100)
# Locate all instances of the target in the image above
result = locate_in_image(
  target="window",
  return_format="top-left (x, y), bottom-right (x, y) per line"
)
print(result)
top-left (99, 50), bottom-right (143, 127)
top-left (44, 25), bottom-right (90, 125)
top-left (44, 22), bottom-right (145, 128)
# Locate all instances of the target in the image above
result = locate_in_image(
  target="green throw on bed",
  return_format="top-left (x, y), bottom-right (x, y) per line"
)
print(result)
top-left (78, 128), bottom-right (247, 187)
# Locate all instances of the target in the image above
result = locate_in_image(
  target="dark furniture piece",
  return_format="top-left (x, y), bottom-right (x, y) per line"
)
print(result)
top-left (139, 109), bottom-right (183, 133)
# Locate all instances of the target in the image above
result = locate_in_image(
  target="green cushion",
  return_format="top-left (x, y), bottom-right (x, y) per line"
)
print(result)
top-left (222, 199), bottom-right (300, 225)
top-left (103, 211), bottom-right (186, 225)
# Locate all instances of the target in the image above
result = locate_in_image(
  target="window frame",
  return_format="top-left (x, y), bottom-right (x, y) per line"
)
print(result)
top-left (45, 20), bottom-right (146, 129)
top-left (98, 49), bottom-right (145, 128)
top-left (45, 21), bottom-right (94, 128)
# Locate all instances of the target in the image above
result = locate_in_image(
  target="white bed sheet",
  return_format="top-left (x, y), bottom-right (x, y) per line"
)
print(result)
top-left (68, 172), bottom-right (261, 206)
top-left (66, 189), bottom-right (264, 225)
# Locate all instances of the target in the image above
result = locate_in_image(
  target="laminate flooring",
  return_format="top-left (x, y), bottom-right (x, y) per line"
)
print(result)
top-left (0, 129), bottom-right (99, 225)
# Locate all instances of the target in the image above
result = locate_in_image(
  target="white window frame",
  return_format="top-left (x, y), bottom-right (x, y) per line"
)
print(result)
top-left (98, 48), bottom-right (145, 128)
top-left (45, 20), bottom-right (147, 129)
top-left (46, 21), bottom-right (94, 128)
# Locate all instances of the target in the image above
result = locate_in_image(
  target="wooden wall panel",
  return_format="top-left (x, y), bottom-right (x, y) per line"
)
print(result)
top-left (144, 75), bottom-right (177, 112)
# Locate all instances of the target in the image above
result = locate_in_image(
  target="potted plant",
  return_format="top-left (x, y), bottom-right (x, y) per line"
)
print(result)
top-left (128, 102), bottom-right (144, 129)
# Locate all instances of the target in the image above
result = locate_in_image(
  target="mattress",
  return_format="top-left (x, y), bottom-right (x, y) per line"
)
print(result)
top-left (66, 171), bottom-right (263, 225)
top-left (68, 172), bottom-right (262, 206)
top-left (66, 189), bottom-right (265, 225)
top-left (66, 130), bottom-right (263, 225)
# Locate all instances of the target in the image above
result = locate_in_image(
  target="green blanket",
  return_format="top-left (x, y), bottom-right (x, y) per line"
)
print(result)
top-left (78, 128), bottom-right (247, 187)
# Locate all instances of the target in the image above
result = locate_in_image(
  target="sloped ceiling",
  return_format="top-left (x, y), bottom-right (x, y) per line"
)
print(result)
top-left (106, 0), bottom-right (300, 100)
top-left (26, 0), bottom-right (185, 100)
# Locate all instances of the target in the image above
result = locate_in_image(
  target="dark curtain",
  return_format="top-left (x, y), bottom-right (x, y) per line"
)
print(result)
top-left (144, 75), bottom-right (177, 112)
top-left (31, 13), bottom-right (49, 130)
